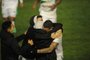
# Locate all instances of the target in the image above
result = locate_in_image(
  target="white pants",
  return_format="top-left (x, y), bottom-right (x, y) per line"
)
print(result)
top-left (41, 15), bottom-right (57, 23)
top-left (53, 37), bottom-right (63, 60)
top-left (2, 6), bottom-right (17, 18)
top-left (2, 2), bottom-right (18, 18)
top-left (39, 5), bottom-right (57, 23)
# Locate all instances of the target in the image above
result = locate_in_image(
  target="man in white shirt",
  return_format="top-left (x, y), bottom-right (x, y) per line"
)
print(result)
top-left (1, 0), bottom-right (23, 21)
top-left (1, 0), bottom-right (23, 33)
top-left (53, 33), bottom-right (63, 60)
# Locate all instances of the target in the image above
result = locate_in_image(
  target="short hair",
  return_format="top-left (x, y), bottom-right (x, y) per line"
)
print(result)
top-left (52, 23), bottom-right (63, 32)
top-left (2, 21), bottom-right (12, 31)
top-left (43, 20), bottom-right (53, 29)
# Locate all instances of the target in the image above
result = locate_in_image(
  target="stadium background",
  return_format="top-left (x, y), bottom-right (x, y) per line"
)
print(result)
top-left (0, 0), bottom-right (90, 60)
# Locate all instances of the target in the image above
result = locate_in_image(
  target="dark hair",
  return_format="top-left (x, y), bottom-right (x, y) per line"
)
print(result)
top-left (52, 23), bottom-right (63, 32)
top-left (2, 21), bottom-right (12, 31)
top-left (43, 20), bottom-right (53, 29)
top-left (37, 15), bottom-right (42, 19)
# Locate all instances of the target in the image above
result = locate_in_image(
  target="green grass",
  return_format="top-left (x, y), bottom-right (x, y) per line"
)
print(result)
top-left (0, 0), bottom-right (90, 60)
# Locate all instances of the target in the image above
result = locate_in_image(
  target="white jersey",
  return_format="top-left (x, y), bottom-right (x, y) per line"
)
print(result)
top-left (39, 0), bottom-right (57, 19)
top-left (2, 0), bottom-right (23, 8)
top-left (53, 37), bottom-right (63, 60)
top-left (2, 0), bottom-right (18, 8)
top-left (1, 0), bottom-right (23, 17)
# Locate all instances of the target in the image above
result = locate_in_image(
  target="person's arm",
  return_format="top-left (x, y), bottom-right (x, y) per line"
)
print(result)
top-left (37, 38), bottom-right (59, 53)
top-left (51, 29), bottom-right (62, 39)
top-left (28, 38), bottom-right (58, 53)
top-left (51, 0), bottom-right (62, 10)
top-left (0, 0), bottom-right (2, 5)
top-left (55, 0), bottom-right (62, 7)
top-left (32, 0), bottom-right (40, 10)
top-left (15, 34), bottom-right (26, 42)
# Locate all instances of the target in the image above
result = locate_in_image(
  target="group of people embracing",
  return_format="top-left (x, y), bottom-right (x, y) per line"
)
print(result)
top-left (0, 15), bottom-right (63, 60)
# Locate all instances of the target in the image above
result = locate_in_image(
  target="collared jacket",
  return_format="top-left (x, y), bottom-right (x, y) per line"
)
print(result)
top-left (0, 30), bottom-right (25, 60)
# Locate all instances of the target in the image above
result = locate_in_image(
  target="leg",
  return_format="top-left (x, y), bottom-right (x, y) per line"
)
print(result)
top-left (9, 7), bottom-right (17, 33)
top-left (2, 7), bottom-right (9, 21)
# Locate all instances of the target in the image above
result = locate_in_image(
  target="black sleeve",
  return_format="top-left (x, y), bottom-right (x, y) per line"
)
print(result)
top-left (15, 34), bottom-right (26, 42)
top-left (26, 27), bottom-right (35, 39)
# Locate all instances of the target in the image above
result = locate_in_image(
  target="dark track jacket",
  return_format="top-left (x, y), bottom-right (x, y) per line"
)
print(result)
top-left (0, 30), bottom-right (25, 60)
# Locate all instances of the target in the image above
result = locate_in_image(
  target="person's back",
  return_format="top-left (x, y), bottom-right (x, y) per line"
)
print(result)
top-left (21, 27), bottom-right (57, 60)
top-left (33, 29), bottom-right (52, 48)
top-left (33, 29), bottom-right (57, 60)
top-left (2, 0), bottom-right (18, 8)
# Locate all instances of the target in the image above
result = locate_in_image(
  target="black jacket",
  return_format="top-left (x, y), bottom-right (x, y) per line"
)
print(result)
top-left (0, 30), bottom-right (25, 60)
top-left (22, 27), bottom-right (56, 60)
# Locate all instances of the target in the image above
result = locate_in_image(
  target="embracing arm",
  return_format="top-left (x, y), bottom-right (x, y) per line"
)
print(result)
top-left (37, 41), bottom-right (58, 53)
top-left (37, 29), bottom-right (62, 53)
top-left (55, 0), bottom-right (62, 7)
top-left (51, 0), bottom-right (62, 10)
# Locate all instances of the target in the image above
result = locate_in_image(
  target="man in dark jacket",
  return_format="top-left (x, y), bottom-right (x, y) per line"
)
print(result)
top-left (22, 19), bottom-right (57, 60)
top-left (0, 21), bottom-right (25, 60)
top-left (21, 16), bottom-right (63, 60)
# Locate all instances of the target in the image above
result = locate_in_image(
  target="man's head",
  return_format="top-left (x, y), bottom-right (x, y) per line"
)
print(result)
top-left (29, 15), bottom-right (43, 29)
top-left (43, 20), bottom-right (53, 32)
top-left (2, 21), bottom-right (14, 33)
top-left (34, 15), bottom-right (43, 29)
